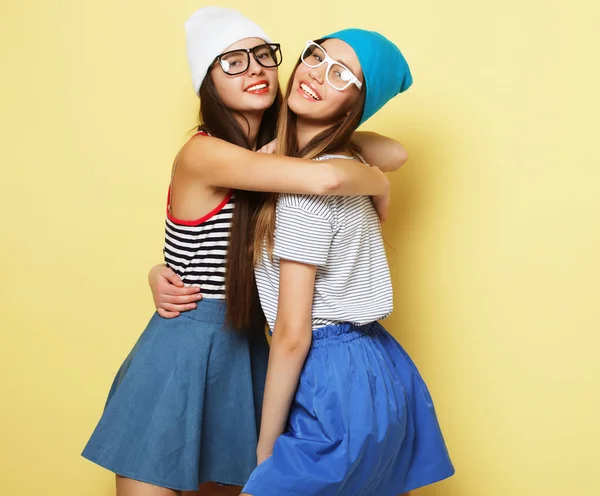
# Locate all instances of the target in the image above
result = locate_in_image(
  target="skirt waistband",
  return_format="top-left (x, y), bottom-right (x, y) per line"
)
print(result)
top-left (310, 322), bottom-right (379, 348)
top-left (180, 299), bottom-right (226, 324)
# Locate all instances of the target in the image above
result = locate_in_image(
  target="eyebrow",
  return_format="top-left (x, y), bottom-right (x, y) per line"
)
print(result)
top-left (334, 57), bottom-right (356, 73)
top-left (336, 58), bottom-right (348, 66)
top-left (319, 43), bottom-right (358, 73)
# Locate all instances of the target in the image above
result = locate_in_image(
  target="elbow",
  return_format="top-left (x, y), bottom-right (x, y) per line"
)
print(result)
top-left (391, 146), bottom-right (409, 171)
top-left (385, 145), bottom-right (408, 172)
top-left (272, 327), bottom-right (312, 357)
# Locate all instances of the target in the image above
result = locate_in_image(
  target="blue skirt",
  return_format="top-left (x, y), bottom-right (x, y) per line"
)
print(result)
top-left (82, 299), bottom-right (269, 491)
top-left (242, 322), bottom-right (454, 496)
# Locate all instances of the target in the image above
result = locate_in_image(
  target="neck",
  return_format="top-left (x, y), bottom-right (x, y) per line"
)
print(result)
top-left (295, 116), bottom-right (331, 150)
top-left (295, 116), bottom-right (351, 155)
top-left (235, 111), bottom-right (264, 150)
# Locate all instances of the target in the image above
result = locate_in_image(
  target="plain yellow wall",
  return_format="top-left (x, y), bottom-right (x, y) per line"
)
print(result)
top-left (1, 1), bottom-right (599, 495)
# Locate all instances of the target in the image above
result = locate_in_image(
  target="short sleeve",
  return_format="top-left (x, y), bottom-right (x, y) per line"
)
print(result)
top-left (273, 196), bottom-right (334, 267)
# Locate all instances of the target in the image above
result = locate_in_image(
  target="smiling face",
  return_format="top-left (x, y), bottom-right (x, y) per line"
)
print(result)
top-left (209, 37), bottom-right (280, 114)
top-left (287, 38), bottom-right (363, 126)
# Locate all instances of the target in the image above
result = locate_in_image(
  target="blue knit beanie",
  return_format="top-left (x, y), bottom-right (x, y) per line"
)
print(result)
top-left (323, 29), bottom-right (412, 124)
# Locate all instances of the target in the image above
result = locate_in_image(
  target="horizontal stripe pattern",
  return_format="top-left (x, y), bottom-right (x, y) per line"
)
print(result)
top-left (255, 155), bottom-right (393, 331)
top-left (163, 194), bottom-right (234, 299)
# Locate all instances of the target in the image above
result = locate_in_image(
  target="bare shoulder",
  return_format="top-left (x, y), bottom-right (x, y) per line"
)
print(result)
top-left (177, 133), bottom-right (218, 170)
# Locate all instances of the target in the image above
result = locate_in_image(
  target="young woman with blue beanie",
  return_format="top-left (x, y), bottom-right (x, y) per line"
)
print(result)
top-left (82, 7), bottom-right (409, 496)
top-left (238, 30), bottom-right (455, 496)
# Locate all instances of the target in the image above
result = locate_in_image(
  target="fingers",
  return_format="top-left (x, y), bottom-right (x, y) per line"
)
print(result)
top-left (158, 282), bottom-right (202, 297)
top-left (372, 189), bottom-right (390, 223)
top-left (380, 206), bottom-right (389, 222)
top-left (375, 201), bottom-right (389, 223)
top-left (160, 302), bottom-right (198, 313)
top-left (257, 142), bottom-right (276, 154)
top-left (157, 308), bottom-right (180, 319)
top-left (162, 268), bottom-right (185, 287)
top-left (378, 202), bottom-right (389, 222)
top-left (160, 293), bottom-right (202, 305)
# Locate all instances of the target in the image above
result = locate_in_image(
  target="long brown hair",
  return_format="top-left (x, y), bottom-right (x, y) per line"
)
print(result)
top-left (198, 72), bottom-right (282, 333)
top-left (253, 42), bottom-right (367, 263)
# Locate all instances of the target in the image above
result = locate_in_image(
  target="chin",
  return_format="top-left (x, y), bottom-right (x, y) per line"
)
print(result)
top-left (252, 102), bottom-right (274, 112)
top-left (287, 93), bottom-right (313, 117)
top-left (245, 94), bottom-right (277, 112)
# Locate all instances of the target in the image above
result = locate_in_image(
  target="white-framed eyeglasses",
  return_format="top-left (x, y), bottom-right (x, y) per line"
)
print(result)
top-left (300, 41), bottom-right (363, 92)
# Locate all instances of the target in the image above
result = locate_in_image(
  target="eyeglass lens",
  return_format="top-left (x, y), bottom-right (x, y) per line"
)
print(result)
top-left (220, 44), bottom-right (282, 75)
top-left (301, 44), bottom-right (355, 90)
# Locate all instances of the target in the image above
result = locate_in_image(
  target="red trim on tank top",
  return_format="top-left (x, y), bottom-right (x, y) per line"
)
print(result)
top-left (167, 188), bottom-right (233, 227)
top-left (166, 130), bottom-right (233, 227)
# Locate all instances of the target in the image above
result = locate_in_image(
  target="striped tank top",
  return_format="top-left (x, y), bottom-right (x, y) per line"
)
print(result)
top-left (163, 131), bottom-right (233, 299)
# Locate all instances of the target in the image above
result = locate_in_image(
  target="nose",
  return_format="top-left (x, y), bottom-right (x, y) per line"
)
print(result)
top-left (309, 65), bottom-right (325, 86)
top-left (247, 55), bottom-right (265, 77)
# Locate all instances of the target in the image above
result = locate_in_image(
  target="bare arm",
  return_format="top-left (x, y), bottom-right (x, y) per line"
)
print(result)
top-left (256, 260), bottom-right (315, 464)
top-left (148, 136), bottom-right (390, 319)
top-left (178, 134), bottom-right (388, 196)
top-left (352, 131), bottom-right (408, 172)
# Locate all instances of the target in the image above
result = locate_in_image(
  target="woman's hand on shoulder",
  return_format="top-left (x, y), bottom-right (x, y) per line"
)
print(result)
top-left (257, 139), bottom-right (277, 154)
top-left (372, 178), bottom-right (391, 223)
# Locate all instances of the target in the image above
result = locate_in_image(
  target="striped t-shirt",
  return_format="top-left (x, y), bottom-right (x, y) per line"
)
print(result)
top-left (254, 155), bottom-right (393, 331)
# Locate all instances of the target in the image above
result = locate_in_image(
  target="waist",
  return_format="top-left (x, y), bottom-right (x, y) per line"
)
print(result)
top-left (309, 321), bottom-right (382, 348)
top-left (164, 262), bottom-right (227, 299)
top-left (179, 299), bottom-right (227, 324)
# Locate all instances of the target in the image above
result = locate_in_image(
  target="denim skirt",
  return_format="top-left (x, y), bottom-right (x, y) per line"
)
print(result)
top-left (242, 321), bottom-right (454, 496)
top-left (82, 299), bottom-right (269, 491)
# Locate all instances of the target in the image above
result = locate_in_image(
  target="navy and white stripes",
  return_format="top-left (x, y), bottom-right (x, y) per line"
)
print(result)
top-left (163, 192), bottom-right (234, 299)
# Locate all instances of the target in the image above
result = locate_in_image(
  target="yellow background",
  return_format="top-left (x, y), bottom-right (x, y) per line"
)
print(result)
top-left (1, 1), bottom-right (598, 495)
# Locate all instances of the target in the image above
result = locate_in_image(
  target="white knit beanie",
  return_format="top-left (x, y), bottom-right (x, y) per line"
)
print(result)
top-left (185, 6), bottom-right (272, 95)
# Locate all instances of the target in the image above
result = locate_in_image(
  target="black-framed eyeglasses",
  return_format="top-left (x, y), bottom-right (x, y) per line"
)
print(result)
top-left (213, 43), bottom-right (283, 76)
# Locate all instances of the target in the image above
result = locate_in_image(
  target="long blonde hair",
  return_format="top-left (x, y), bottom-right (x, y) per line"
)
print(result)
top-left (252, 42), bottom-right (367, 264)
